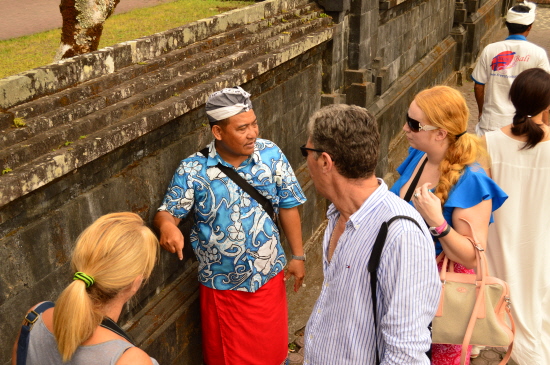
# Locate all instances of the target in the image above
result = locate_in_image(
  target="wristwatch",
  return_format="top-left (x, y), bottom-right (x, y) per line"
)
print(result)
top-left (291, 254), bottom-right (306, 261)
top-left (429, 220), bottom-right (449, 237)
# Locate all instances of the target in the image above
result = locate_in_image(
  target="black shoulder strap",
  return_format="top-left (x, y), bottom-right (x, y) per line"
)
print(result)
top-left (100, 318), bottom-right (135, 346)
top-left (367, 216), bottom-right (422, 365)
top-left (403, 157), bottom-right (428, 202)
top-left (17, 301), bottom-right (55, 365)
top-left (199, 147), bottom-right (276, 221)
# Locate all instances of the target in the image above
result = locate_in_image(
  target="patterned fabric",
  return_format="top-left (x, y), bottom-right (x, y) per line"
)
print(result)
top-left (389, 147), bottom-right (508, 255)
top-left (304, 180), bottom-right (440, 365)
top-left (158, 138), bottom-right (306, 292)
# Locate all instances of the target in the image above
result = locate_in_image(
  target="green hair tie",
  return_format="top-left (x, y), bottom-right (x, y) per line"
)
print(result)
top-left (73, 272), bottom-right (95, 288)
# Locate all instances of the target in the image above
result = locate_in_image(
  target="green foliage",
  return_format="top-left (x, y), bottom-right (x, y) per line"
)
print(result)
top-left (79, 135), bottom-right (88, 139)
top-left (13, 117), bottom-right (26, 128)
top-left (2, 168), bottom-right (12, 175)
top-left (319, 13), bottom-right (330, 18)
top-left (0, 0), bottom-right (255, 79)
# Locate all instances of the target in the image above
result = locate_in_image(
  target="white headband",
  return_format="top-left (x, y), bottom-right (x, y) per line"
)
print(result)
top-left (507, 1), bottom-right (536, 25)
top-left (206, 103), bottom-right (250, 122)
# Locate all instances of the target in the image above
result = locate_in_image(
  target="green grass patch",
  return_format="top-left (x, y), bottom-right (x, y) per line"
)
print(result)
top-left (0, 0), bottom-right (254, 79)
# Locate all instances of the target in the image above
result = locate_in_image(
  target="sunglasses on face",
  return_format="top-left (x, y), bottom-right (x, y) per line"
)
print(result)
top-left (406, 114), bottom-right (439, 132)
top-left (300, 144), bottom-right (325, 157)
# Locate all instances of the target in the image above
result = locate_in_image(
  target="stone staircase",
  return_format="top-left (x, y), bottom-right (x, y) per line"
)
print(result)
top-left (0, 0), bottom-right (334, 208)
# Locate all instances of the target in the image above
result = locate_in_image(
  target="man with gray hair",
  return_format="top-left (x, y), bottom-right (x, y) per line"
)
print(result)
top-left (472, 0), bottom-right (550, 136)
top-left (302, 104), bottom-right (440, 364)
top-left (154, 86), bottom-right (306, 365)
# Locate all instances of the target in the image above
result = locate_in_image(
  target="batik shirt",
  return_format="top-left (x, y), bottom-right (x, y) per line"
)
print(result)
top-left (158, 138), bottom-right (306, 292)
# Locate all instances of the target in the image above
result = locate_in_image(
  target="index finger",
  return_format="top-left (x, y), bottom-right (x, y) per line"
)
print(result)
top-left (294, 276), bottom-right (304, 292)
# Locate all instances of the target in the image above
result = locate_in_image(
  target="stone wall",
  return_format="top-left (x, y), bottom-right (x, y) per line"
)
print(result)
top-left (0, 0), bottom-right (506, 363)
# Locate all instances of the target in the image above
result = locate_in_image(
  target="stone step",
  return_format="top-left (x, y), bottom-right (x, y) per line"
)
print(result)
top-left (0, 7), bottom-right (330, 172)
top-left (0, 5), bottom-right (333, 205)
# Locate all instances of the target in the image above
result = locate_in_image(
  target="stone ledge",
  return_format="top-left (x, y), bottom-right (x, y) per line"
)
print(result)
top-left (0, 14), bottom-right (330, 171)
top-left (0, 26), bottom-right (334, 207)
top-left (0, 0), bottom-right (312, 110)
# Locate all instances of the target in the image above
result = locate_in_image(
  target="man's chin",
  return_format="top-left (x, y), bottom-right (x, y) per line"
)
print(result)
top-left (244, 142), bottom-right (256, 153)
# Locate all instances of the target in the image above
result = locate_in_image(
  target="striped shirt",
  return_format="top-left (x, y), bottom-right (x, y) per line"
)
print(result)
top-left (304, 180), bottom-right (440, 364)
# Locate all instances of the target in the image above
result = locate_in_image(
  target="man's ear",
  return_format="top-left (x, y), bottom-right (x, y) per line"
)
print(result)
top-left (211, 124), bottom-right (222, 141)
top-left (320, 152), bottom-right (333, 173)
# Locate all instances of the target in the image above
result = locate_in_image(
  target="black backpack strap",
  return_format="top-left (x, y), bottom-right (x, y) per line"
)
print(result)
top-left (100, 317), bottom-right (135, 346)
top-left (199, 146), bottom-right (276, 222)
top-left (17, 301), bottom-right (55, 365)
top-left (367, 216), bottom-right (422, 365)
top-left (199, 147), bottom-right (209, 157)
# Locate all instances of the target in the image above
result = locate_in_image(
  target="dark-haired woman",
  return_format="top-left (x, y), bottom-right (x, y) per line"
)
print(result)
top-left (484, 68), bottom-right (550, 365)
top-left (390, 85), bottom-right (507, 364)
top-left (12, 212), bottom-right (159, 365)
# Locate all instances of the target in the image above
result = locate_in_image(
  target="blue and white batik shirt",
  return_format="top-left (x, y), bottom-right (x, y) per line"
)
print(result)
top-left (158, 138), bottom-right (306, 292)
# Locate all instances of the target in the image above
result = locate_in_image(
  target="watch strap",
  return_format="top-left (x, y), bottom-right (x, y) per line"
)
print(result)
top-left (291, 254), bottom-right (306, 261)
top-left (434, 224), bottom-right (451, 239)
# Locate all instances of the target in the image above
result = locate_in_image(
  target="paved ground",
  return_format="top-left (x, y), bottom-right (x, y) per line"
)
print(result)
top-left (0, 0), bottom-right (177, 40)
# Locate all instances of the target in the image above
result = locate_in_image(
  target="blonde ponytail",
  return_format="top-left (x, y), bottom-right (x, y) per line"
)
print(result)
top-left (53, 212), bottom-right (158, 361)
top-left (53, 280), bottom-right (103, 361)
top-left (415, 86), bottom-right (485, 204)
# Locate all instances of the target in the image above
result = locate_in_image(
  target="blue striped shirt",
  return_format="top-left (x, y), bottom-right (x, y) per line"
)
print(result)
top-left (304, 180), bottom-right (440, 364)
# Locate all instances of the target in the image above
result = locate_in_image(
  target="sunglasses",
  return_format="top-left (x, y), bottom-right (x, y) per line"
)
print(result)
top-left (406, 114), bottom-right (439, 132)
top-left (300, 144), bottom-right (325, 157)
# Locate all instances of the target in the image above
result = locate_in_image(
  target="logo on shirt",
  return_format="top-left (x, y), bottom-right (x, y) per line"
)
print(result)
top-left (490, 51), bottom-right (531, 71)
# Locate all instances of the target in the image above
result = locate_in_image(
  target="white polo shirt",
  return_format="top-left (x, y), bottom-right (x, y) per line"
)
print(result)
top-left (471, 35), bottom-right (550, 135)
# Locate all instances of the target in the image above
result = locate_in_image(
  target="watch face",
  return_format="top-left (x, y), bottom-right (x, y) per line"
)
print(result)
top-left (429, 227), bottom-right (439, 235)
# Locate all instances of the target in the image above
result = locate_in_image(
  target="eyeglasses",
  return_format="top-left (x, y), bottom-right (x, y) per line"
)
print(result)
top-left (406, 114), bottom-right (439, 132)
top-left (300, 144), bottom-right (325, 158)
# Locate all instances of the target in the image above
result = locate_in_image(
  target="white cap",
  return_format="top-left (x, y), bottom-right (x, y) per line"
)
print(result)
top-left (507, 1), bottom-right (536, 25)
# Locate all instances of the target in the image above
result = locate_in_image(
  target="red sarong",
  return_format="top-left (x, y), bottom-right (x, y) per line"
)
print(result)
top-left (200, 272), bottom-right (288, 365)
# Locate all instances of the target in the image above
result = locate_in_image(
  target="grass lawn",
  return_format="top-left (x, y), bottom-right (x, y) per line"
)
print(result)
top-left (0, 0), bottom-right (254, 79)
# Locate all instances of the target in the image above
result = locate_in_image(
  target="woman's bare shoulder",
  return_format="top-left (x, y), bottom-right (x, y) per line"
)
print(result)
top-left (116, 347), bottom-right (154, 365)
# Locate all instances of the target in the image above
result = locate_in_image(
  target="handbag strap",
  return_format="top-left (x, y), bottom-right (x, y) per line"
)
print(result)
top-left (200, 147), bottom-right (276, 221)
top-left (403, 157), bottom-right (428, 202)
top-left (455, 218), bottom-right (515, 365)
top-left (367, 215), bottom-right (422, 365)
top-left (17, 301), bottom-right (55, 365)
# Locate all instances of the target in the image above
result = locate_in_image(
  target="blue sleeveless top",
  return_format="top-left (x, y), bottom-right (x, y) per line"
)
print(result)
top-left (390, 147), bottom-right (508, 254)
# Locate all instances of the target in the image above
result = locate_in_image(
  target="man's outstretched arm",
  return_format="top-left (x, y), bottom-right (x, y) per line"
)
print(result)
top-left (278, 206), bottom-right (305, 292)
top-left (154, 211), bottom-right (184, 260)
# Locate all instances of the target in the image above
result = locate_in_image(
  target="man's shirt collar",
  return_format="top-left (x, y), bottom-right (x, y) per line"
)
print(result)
top-left (205, 140), bottom-right (262, 168)
top-left (505, 34), bottom-right (527, 41)
top-left (327, 178), bottom-right (387, 230)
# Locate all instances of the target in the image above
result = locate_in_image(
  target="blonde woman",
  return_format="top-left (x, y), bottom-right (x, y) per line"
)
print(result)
top-left (12, 212), bottom-right (159, 365)
top-left (389, 86), bottom-right (507, 364)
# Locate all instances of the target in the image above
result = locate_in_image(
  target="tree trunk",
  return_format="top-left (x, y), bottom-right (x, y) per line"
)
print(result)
top-left (54, 0), bottom-right (121, 61)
